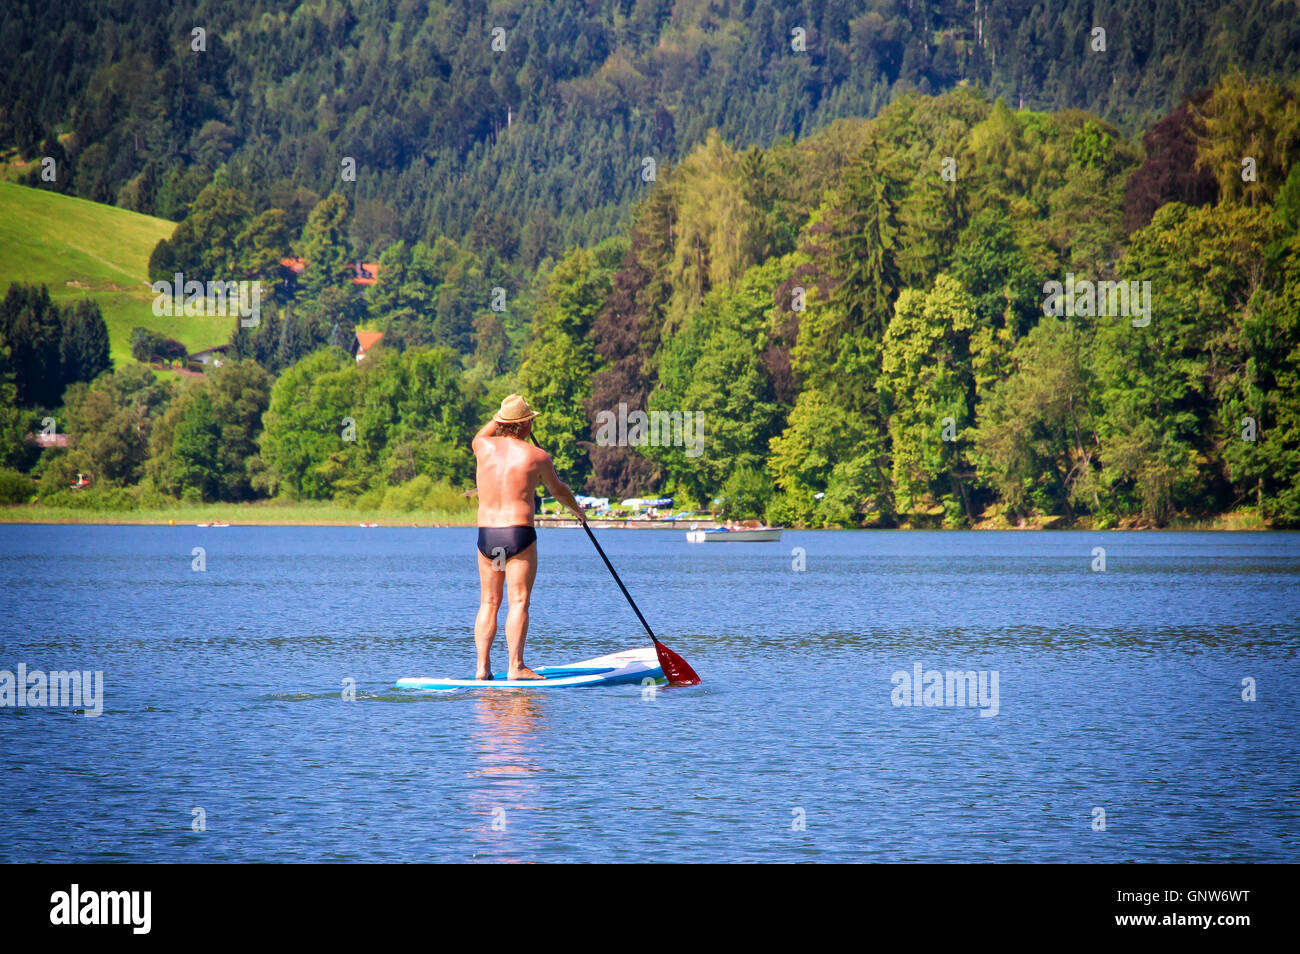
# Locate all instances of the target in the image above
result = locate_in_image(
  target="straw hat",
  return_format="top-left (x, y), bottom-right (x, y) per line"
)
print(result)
top-left (493, 393), bottom-right (540, 424)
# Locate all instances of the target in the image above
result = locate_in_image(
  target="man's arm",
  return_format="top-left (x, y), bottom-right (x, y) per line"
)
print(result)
top-left (539, 454), bottom-right (585, 521)
top-left (472, 418), bottom-right (498, 451)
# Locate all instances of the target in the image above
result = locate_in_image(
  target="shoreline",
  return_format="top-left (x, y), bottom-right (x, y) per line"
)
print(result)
top-left (0, 502), bottom-right (477, 527)
top-left (0, 505), bottom-right (1276, 531)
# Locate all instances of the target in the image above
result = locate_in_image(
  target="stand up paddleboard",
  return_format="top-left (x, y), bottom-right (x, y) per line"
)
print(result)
top-left (395, 646), bottom-right (664, 690)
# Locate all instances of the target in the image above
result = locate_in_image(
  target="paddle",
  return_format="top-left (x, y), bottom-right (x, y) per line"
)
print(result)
top-left (530, 435), bottom-right (701, 686)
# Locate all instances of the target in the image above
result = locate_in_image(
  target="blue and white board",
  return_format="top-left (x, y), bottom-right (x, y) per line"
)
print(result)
top-left (395, 646), bottom-right (664, 690)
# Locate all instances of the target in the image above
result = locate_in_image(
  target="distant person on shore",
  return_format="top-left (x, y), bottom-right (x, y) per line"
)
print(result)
top-left (471, 394), bottom-right (585, 680)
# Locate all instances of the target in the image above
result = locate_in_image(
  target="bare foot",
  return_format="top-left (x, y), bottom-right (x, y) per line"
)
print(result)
top-left (476, 669), bottom-right (492, 681)
top-left (507, 666), bottom-right (544, 680)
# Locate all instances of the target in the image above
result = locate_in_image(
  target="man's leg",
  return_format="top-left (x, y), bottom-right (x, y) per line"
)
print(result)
top-left (504, 541), bottom-right (540, 679)
top-left (474, 550), bottom-right (504, 680)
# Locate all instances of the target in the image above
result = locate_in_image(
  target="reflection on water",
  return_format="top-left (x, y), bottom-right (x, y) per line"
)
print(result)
top-left (467, 692), bottom-right (546, 861)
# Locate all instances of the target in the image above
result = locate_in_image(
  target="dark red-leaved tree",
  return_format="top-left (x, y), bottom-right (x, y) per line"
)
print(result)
top-left (583, 190), bottom-right (675, 498)
top-left (1123, 90), bottom-right (1218, 233)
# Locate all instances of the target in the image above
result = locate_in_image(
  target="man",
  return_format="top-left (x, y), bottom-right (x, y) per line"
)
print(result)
top-left (471, 394), bottom-right (585, 680)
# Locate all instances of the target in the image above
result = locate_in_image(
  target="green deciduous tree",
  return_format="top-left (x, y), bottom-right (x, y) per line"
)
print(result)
top-left (258, 344), bottom-right (481, 500)
top-left (257, 348), bottom-right (360, 499)
top-left (651, 257), bottom-right (788, 507)
top-left (973, 317), bottom-right (1100, 522)
top-left (1090, 202), bottom-right (1281, 523)
top-left (56, 365), bottom-right (174, 488)
top-left (1194, 73), bottom-right (1300, 207)
top-left (152, 185), bottom-right (255, 282)
top-left (516, 245), bottom-right (615, 481)
top-left (147, 360), bottom-right (272, 501)
top-left (881, 274), bottom-right (977, 522)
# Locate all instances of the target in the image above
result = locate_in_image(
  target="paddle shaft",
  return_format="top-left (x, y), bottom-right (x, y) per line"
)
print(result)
top-left (578, 519), bottom-right (659, 645)
top-left (528, 436), bottom-right (659, 644)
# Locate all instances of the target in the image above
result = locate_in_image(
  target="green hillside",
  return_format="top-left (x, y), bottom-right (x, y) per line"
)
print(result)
top-left (0, 181), bottom-right (229, 366)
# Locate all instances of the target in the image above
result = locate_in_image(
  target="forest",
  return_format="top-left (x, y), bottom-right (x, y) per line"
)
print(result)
top-left (5, 0), bottom-right (1299, 267)
top-left (1, 2), bottom-right (1299, 527)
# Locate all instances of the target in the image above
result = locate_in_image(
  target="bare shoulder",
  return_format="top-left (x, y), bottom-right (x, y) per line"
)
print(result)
top-left (526, 443), bottom-right (555, 477)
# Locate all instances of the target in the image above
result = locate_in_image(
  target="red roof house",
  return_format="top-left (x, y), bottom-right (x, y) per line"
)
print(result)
top-left (277, 257), bottom-right (380, 292)
top-left (355, 331), bottom-right (384, 362)
top-left (350, 262), bottom-right (381, 286)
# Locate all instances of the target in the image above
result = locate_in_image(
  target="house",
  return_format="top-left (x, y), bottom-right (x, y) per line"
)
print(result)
top-left (350, 262), bottom-right (380, 286)
top-left (278, 256), bottom-right (306, 295)
top-left (28, 432), bottom-right (68, 449)
top-left (355, 331), bottom-right (384, 362)
top-left (189, 345), bottom-right (230, 367)
top-left (277, 256), bottom-right (380, 295)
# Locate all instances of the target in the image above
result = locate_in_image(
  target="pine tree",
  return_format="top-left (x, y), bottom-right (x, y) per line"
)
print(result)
top-left (300, 194), bottom-right (354, 298)
top-left (59, 300), bottom-right (112, 386)
top-left (0, 284), bottom-right (64, 408)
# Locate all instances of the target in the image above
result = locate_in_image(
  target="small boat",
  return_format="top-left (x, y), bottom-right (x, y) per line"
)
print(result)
top-left (686, 526), bottom-right (783, 543)
top-left (359, 522), bottom-right (379, 528)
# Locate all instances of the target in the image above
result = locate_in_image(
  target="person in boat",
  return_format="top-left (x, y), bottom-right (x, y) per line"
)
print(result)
top-left (471, 394), bottom-right (586, 680)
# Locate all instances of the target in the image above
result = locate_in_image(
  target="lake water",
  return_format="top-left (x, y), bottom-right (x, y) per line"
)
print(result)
top-left (1, 525), bottom-right (1297, 863)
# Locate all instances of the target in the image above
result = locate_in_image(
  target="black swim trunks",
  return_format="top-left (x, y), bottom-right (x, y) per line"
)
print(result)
top-left (477, 526), bottom-right (537, 562)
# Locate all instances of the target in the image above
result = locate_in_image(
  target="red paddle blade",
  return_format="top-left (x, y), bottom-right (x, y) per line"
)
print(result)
top-left (653, 641), bottom-right (701, 686)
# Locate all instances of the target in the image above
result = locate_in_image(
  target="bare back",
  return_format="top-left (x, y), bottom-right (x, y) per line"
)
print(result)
top-left (473, 435), bottom-right (550, 527)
